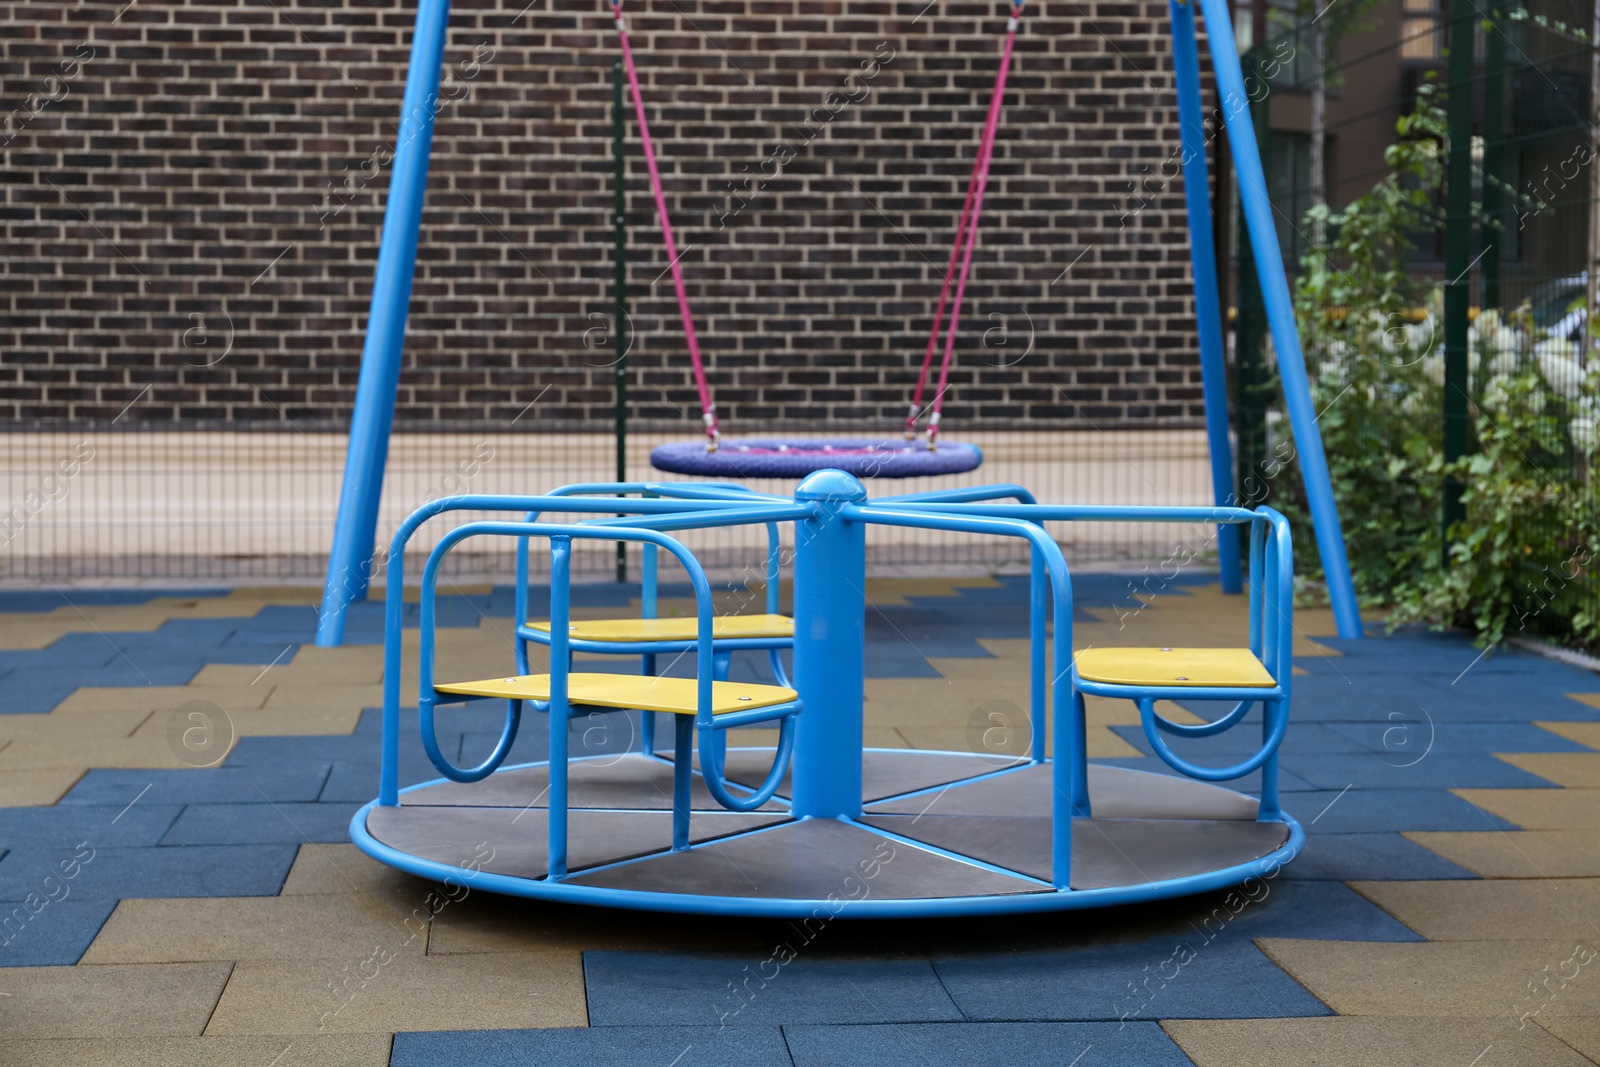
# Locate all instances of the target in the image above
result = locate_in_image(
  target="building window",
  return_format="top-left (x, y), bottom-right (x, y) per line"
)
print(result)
top-left (1400, 0), bottom-right (1443, 62)
top-left (1267, 132), bottom-right (1313, 262)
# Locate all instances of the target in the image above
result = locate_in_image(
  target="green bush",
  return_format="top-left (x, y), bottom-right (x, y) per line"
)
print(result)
top-left (1280, 87), bottom-right (1600, 650)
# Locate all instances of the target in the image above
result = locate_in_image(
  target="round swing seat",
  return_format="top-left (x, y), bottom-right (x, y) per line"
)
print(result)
top-left (650, 437), bottom-right (982, 480)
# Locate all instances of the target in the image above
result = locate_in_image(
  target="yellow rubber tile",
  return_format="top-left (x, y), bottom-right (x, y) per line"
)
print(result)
top-left (428, 891), bottom-right (767, 955)
top-left (261, 685), bottom-right (381, 714)
top-left (0, 962), bottom-right (232, 1038)
top-left (1499, 754), bottom-right (1600, 789)
top-left (83, 894), bottom-right (434, 964)
top-left (0, 736), bottom-right (232, 771)
top-left (51, 685), bottom-right (270, 715)
top-left (1258, 939), bottom-right (1600, 1017)
top-left (0, 709), bottom-right (154, 740)
top-left (1164, 1016), bottom-right (1593, 1067)
top-left (0, 1034), bottom-right (389, 1067)
top-left (1564, 694), bottom-right (1600, 715)
top-left (126, 706), bottom-right (363, 739)
top-left (1540, 720), bottom-right (1600, 750)
top-left (1407, 830), bottom-right (1600, 879)
top-left (1456, 789), bottom-right (1600, 830)
top-left (206, 951), bottom-right (587, 1034)
top-left (1351, 879), bottom-right (1600, 940)
top-left (0, 767), bottom-right (83, 807)
top-left (1539, 1017), bottom-right (1600, 1063)
top-left (279, 843), bottom-right (445, 901)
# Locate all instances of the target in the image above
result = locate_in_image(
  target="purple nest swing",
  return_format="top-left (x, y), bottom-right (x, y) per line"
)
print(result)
top-left (614, 1), bottom-right (1024, 479)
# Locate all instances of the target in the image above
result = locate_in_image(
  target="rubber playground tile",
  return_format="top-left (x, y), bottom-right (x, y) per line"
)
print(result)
top-left (427, 887), bottom-right (767, 956)
top-left (783, 1020), bottom-right (1195, 1067)
top-left (1163, 1015), bottom-right (1594, 1067)
top-left (0, 961), bottom-right (233, 1038)
top-left (60, 765), bottom-right (333, 806)
top-left (0, 735), bottom-right (235, 771)
top-left (1176, 879), bottom-right (1422, 944)
top-left (1497, 752), bottom-right (1600, 788)
top-left (1350, 878), bottom-right (1600, 941)
top-left (1278, 788), bottom-right (1516, 834)
top-left (0, 898), bottom-right (118, 967)
top-left (0, 1033), bottom-right (391, 1067)
top-left (931, 938), bottom-right (1331, 1022)
top-left (278, 842), bottom-right (444, 900)
top-left (1259, 938), bottom-right (1600, 1017)
top-left (1453, 788), bottom-right (1600, 830)
top-left (0, 768), bottom-right (82, 808)
top-left (1404, 829), bottom-right (1600, 878)
top-left (157, 801), bottom-right (358, 846)
top-left (1275, 751), bottom-right (1558, 791)
top-left (1279, 832), bottom-right (1478, 881)
top-left (1539, 718), bottom-right (1600, 748)
top-left (0, 589), bottom-right (225, 614)
top-left (0, 844), bottom-right (297, 901)
top-left (0, 803), bottom-right (181, 850)
top-left (205, 951), bottom-right (587, 1035)
top-left (1537, 1017), bottom-right (1600, 1064)
top-left (81, 892), bottom-right (433, 964)
top-left (391, 1026), bottom-right (795, 1067)
top-left (583, 951), bottom-right (963, 1027)
top-left (1324, 719), bottom-right (1592, 754)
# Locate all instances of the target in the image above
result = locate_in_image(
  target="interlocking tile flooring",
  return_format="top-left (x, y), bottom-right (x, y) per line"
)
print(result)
top-left (1, 573), bottom-right (1598, 1066)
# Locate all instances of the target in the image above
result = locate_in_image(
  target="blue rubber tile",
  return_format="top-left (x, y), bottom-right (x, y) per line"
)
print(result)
top-left (783, 1021), bottom-right (1194, 1067)
top-left (159, 802), bottom-right (358, 846)
top-left (0, 844), bottom-right (297, 900)
top-left (392, 1027), bottom-right (794, 1067)
top-left (0, 677), bottom-right (99, 714)
top-left (1283, 832), bottom-right (1478, 881)
top-left (584, 951), bottom-right (963, 1027)
top-left (1283, 752), bottom-right (1557, 791)
top-left (933, 938), bottom-right (1330, 1021)
top-left (0, 804), bottom-right (182, 850)
top-left (0, 589), bottom-right (223, 613)
top-left (0, 634), bottom-right (122, 668)
top-left (1322, 720), bottom-right (1592, 754)
top-left (319, 760), bottom-right (453, 803)
top-left (1177, 879), bottom-right (1423, 943)
top-left (0, 898), bottom-right (118, 967)
top-left (61, 766), bottom-right (333, 806)
top-left (1282, 788), bottom-right (1517, 833)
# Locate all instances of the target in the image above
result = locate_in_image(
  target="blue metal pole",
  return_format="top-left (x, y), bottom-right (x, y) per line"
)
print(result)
top-left (788, 470), bottom-right (867, 820)
top-left (1170, 0), bottom-right (1241, 595)
top-left (1194, 0), bottom-right (1362, 640)
top-left (549, 536), bottom-right (571, 880)
top-left (316, 0), bottom-right (454, 647)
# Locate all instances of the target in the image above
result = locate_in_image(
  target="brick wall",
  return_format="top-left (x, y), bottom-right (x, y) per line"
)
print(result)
top-left (0, 0), bottom-right (1213, 432)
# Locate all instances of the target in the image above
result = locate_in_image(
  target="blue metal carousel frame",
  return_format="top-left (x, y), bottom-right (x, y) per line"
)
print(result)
top-left (350, 472), bottom-right (1304, 917)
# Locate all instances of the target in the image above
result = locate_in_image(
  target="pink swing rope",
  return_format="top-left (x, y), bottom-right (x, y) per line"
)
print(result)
top-left (613, 1), bottom-right (720, 450)
top-left (914, 2), bottom-right (1023, 449)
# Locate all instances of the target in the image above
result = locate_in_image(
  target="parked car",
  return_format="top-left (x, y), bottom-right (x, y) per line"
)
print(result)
top-left (1525, 273), bottom-right (1589, 344)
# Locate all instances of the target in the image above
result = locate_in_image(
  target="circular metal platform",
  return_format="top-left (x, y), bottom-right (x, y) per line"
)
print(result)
top-left (351, 748), bottom-right (1303, 917)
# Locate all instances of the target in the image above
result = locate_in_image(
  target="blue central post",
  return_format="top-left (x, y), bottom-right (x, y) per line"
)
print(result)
top-left (789, 470), bottom-right (868, 820)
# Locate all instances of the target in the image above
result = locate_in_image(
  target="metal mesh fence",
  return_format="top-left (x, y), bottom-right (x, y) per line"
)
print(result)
top-left (0, 424), bottom-right (1218, 588)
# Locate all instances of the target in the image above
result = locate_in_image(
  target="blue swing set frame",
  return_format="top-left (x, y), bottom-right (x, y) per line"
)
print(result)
top-left (314, 0), bottom-right (1363, 648)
